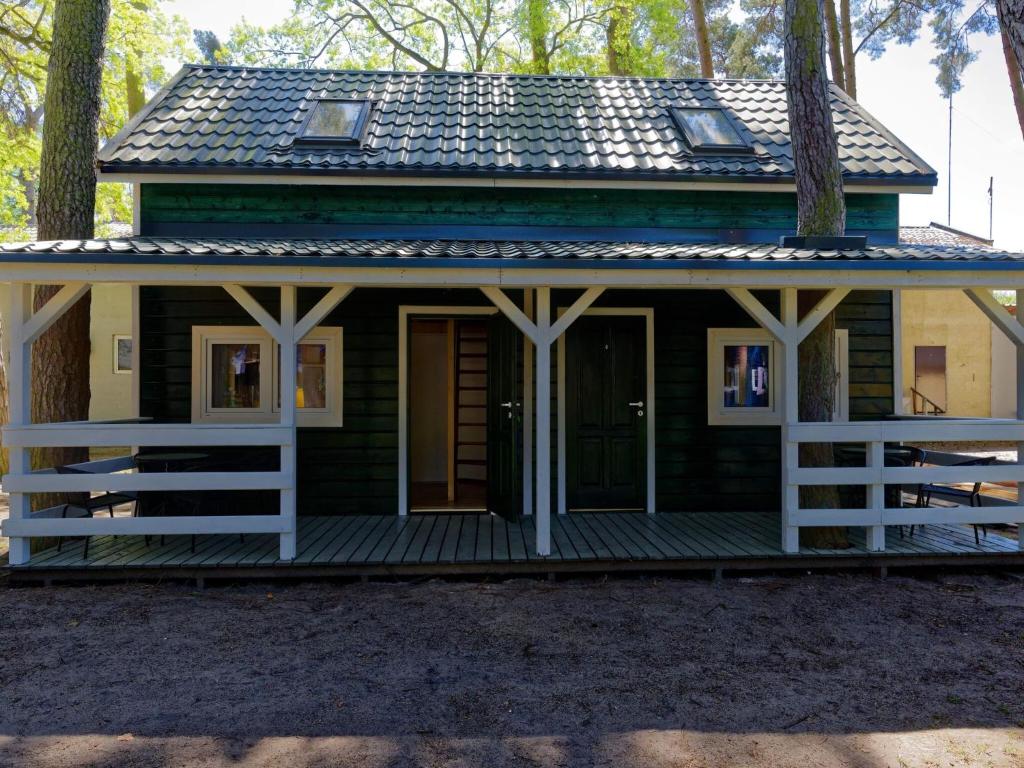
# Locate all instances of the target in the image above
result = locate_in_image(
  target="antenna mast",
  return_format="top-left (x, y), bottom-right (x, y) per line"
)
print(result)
top-left (947, 93), bottom-right (953, 226)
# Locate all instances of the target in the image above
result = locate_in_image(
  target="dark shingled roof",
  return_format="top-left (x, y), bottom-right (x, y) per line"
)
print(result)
top-left (97, 66), bottom-right (936, 185)
top-left (2, 238), bottom-right (1019, 268)
top-left (900, 222), bottom-right (994, 248)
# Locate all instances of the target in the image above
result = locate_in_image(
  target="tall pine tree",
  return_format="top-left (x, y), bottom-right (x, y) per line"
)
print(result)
top-left (32, 0), bottom-right (111, 508)
top-left (784, 0), bottom-right (847, 548)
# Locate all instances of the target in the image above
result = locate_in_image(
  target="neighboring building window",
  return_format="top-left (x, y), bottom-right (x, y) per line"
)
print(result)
top-left (191, 326), bottom-right (342, 426)
top-left (113, 335), bottom-right (133, 374)
top-left (671, 107), bottom-right (752, 154)
top-left (708, 328), bottom-right (851, 425)
top-left (297, 99), bottom-right (370, 144)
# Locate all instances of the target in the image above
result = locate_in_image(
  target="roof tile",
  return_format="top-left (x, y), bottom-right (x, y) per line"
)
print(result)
top-left (97, 66), bottom-right (936, 184)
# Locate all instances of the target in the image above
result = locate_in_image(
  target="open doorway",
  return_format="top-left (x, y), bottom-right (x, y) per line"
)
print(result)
top-left (409, 318), bottom-right (488, 511)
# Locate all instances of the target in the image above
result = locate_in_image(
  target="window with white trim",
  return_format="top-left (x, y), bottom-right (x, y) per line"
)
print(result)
top-left (191, 325), bottom-right (343, 427)
top-left (707, 327), bottom-right (850, 426)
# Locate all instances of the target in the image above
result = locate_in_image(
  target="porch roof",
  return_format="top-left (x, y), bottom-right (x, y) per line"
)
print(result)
top-left (1, 237), bottom-right (1022, 271)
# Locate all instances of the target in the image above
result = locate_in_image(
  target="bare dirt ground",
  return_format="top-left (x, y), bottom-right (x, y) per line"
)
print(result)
top-left (1, 574), bottom-right (1023, 768)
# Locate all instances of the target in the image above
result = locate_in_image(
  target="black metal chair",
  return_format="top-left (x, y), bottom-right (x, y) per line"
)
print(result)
top-left (914, 455), bottom-right (997, 544)
top-left (54, 465), bottom-right (138, 559)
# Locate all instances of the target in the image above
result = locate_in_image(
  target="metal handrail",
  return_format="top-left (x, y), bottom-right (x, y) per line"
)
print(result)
top-left (910, 386), bottom-right (946, 416)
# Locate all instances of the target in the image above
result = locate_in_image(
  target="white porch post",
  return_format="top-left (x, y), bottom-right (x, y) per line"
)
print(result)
top-left (779, 288), bottom-right (800, 553)
top-left (1018, 288), bottom-right (1023, 550)
top-left (522, 289), bottom-right (534, 517)
top-left (279, 285), bottom-right (298, 560)
top-left (535, 288), bottom-right (552, 555)
top-left (5, 284), bottom-right (32, 565)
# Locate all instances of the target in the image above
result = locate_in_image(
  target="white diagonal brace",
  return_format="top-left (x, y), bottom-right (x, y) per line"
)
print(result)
top-left (20, 282), bottom-right (91, 345)
top-left (965, 288), bottom-right (1024, 347)
top-left (725, 287), bottom-right (789, 342)
top-left (224, 284), bottom-right (285, 344)
top-left (480, 287), bottom-right (541, 344)
top-left (547, 287), bottom-right (605, 342)
top-left (795, 287), bottom-right (851, 344)
top-left (296, 285), bottom-right (353, 341)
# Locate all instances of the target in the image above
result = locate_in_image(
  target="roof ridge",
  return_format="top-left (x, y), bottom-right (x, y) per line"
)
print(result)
top-left (182, 62), bottom-right (787, 85)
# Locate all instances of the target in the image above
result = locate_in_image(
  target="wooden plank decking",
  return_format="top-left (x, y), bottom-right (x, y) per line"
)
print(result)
top-left (5, 512), bottom-right (1022, 581)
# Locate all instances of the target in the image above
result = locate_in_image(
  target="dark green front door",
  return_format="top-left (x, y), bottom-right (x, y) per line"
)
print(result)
top-left (487, 313), bottom-right (522, 519)
top-left (566, 316), bottom-right (646, 510)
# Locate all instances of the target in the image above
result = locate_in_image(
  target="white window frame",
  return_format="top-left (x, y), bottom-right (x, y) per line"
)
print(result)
top-left (834, 328), bottom-right (850, 422)
top-left (191, 325), bottom-right (343, 427)
top-left (707, 327), bottom-right (851, 426)
top-left (113, 334), bottom-right (133, 374)
top-left (707, 328), bottom-right (780, 426)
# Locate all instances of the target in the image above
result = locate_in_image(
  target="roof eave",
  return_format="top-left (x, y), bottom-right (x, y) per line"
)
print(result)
top-left (95, 162), bottom-right (938, 190)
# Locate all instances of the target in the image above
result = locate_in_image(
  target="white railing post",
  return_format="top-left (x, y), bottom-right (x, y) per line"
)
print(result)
top-left (1017, 288), bottom-right (1023, 550)
top-left (5, 284), bottom-right (32, 565)
top-left (866, 440), bottom-right (886, 551)
top-left (780, 288), bottom-right (800, 553)
top-left (535, 287), bottom-right (552, 556)
top-left (279, 285), bottom-right (298, 560)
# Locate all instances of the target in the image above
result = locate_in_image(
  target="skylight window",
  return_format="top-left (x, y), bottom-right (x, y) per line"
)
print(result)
top-left (671, 107), bottom-right (752, 154)
top-left (297, 99), bottom-right (370, 144)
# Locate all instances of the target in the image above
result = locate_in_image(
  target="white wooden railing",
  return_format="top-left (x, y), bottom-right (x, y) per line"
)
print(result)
top-left (784, 419), bottom-right (1024, 552)
top-left (0, 422), bottom-right (293, 546)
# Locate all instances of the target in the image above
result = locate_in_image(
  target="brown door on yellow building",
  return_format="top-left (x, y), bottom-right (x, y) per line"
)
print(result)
top-left (914, 345), bottom-right (947, 414)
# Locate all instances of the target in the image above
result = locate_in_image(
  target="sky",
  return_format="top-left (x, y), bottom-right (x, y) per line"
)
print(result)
top-left (165, 0), bottom-right (1024, 250)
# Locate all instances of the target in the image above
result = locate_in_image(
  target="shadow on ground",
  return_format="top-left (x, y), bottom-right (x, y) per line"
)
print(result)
top-left (1, 574), bottom-right (1022, 767)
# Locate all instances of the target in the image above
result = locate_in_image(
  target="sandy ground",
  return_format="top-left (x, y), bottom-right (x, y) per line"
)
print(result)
top-left (0, 575), bottom-right (1022, 768)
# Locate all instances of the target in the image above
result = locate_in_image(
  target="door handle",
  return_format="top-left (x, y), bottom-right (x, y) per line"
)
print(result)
top-left (628, 401), bottom-right (644, 408)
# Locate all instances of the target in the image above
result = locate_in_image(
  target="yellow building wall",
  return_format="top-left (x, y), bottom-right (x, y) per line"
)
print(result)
top-left (901, 289), bottom-right (992, 417)
top-left (0, 285), bottom-right (132, 422)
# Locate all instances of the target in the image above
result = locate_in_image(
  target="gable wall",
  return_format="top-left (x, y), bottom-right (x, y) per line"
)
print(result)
top-left (139, 184), bottom-right (900, 243)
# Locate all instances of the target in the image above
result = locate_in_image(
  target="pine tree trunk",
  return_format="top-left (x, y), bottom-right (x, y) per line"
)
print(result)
top-left (691, 0), bottom-right (714, 78)
top-left (1001, 26), bottom-right (1024, 140)
top-left (606, 5), bottom-right (631, 75)
top-left (527, 0), bottom-right (550, 74)
top-left (785, 0), bottom-right (848, 548)
top-left (32, 0), bottom-right (110, 513)
top-left (823, 0), bottom-right (846, 90)
top-left (839, 0), bottom-right (856, 98)
top-left (998, 0), bottom-right (1024, 139)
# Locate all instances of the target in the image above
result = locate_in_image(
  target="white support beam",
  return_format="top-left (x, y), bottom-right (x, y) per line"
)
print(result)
top-left (965, 288), bottom-right (1024, 347)
top-left (780, 287), bottom-right (800, 553)
top-left (224, 284), bottom-right (285, 344)
top-left (479, 287), bottom-right (541, 344)
top-left (279, 285), bottom-right (298, 560)
top-left (547, 287), bottom-right (605, 341)
top-left (20, 282), bottom-right (91, 345)
top-left (522, 289), bottom-right (534, 517)
top-left (3, 515), bottom-right (289, 538)
top-left (795, 288), bottom-right (851, 344)
top-left (535, 287), bottom-right (552, 556)
top-left (726, 287), bottom-right (789, 343)
top-left (3, 471), bottom-right (288, 494)
top-left (5, 284), bottom-right (31, 565)
top-left (295, 285), bottom-right (353, 341)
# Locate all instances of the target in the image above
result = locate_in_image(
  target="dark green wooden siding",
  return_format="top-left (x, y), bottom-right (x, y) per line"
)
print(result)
top-left (140, 184), bottom-right (900, 242)
top-left (140, 287), bottom-right (892, 515)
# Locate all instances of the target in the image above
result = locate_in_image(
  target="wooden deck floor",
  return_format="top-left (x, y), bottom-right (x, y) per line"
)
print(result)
top-left (6, 511), bottom-right (1022, 581)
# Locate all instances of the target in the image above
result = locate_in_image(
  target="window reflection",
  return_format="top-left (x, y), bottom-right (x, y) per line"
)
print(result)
top-left (723, 344), bottom-right (769, 408)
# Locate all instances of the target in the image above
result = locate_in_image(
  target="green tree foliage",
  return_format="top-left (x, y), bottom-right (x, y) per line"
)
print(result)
top-left (0, 0), bottom-right (193, 239)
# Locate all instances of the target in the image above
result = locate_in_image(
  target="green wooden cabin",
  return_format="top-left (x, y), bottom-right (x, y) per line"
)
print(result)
top-left (3, 66), bottom-right (1022, 571)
